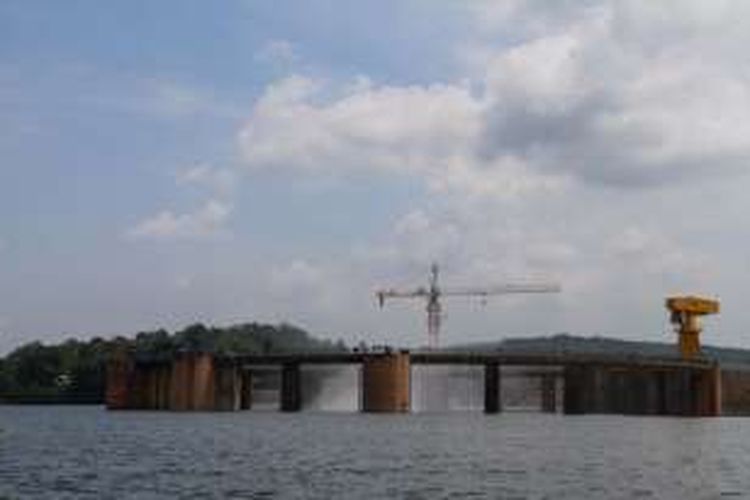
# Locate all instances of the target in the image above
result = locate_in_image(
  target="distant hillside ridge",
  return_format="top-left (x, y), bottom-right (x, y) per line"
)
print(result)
top-left (449, 333), bottom-right (750, 368)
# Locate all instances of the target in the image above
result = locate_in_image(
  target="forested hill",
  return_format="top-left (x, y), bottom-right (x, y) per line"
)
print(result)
top-left (0, 322), bottom-right (346, 404)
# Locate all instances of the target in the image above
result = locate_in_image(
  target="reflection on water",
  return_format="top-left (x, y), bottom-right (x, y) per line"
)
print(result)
top-left (1, 406), bottom-right (750, 498)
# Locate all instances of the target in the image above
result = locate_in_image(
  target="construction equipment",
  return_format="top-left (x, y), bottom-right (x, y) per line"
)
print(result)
top-left (376, 263), bottom-right (561, 349)
top-left (666, 295), bottom-right (720, 359)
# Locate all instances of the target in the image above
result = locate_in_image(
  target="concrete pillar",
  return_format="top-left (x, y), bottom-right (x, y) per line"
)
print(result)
top-left (130, 365), bottom-right (148, 409)
top-left (240, 370), bottom-right (253, 410)
top-left (719, 369), bottom-right (750, 415)
top-left (214, 362), bottom-right (241, 411)
top-left (156, 365), bottom-right (171, 409)
top-left (693, 366), bottom-right (722, 417)
top-left (563, 365), bottom-right (587, 414)
top-left (361, 352), bottom-right (411, 413)
top-left (484, 362), bottom-right (501, 414)
top-left (662, 368), bottom-right (693, 416)
top-left (141, 366), bottom-right (157, 409)
top-left (169, 353), bottom-right (193, 410)
top-left (105, 350), bottom-right (133, 410)
top-left (541, 374), bottom-right (557, 413)
top-left (281, 363), bottom-right (302, 412)
top-left (191, 354), bottom-right (215, 411)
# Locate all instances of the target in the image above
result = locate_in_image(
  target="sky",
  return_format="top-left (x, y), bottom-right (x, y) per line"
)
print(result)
top-left (2, 0), bottom-right (750, 353)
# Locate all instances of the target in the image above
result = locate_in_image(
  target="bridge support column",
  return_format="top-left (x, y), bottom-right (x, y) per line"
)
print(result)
top-left (156, 365), bottom-right (171, 409)
top-left (281, 363), bottom-right (302, 412)
top-left (105, 349), bottom-right (134, 410)
top-left (541, 374), bottom-right (557, 413)
top-left (361, 352), bottom-right (411, 413)
top-left (214, 361), bottom-right (241, 411)
top-left (240, 370), bottom-right (253, 410)
top-left (168, 353), bottom-right (217, 411)
top-left (563, 365), bottom-right (608, 414)
top-left (563, 365), bottom-right (586, 414)
top-left (694, 366), bottom-right (722, 417)
top-left (661, 368), bottom-right (694, 415)
top-left (484, 362), bottom-right (501, 414)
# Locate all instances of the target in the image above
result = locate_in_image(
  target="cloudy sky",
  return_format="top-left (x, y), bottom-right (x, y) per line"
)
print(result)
top-left (2, 0), bottom-right (749, 353)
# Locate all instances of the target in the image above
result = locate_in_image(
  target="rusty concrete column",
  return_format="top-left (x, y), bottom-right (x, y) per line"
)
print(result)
top-left (484, 362), bottom-right (501, 414)
top-left (361, 352), bottom-right (411, 413)
top-left (541, 374), bottom-right (557, 413)
top-left (240, 370), bottom-right (253, 410)
top-left (191, 354), bottom-right (216, 411)
top-left (105, 349), bottom-right (134, 410)
top-left (281, 363), bottom-right (302, 412)
top-left (169, 353), bottom-right (194, 410)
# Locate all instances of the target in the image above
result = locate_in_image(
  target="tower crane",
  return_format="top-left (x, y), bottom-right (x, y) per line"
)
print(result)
top-left (376, 263), bottom-right (561, 350)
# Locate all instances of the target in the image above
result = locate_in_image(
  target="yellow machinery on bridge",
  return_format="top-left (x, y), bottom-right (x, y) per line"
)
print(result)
top-left (666, 295), bottom-right (720, 359)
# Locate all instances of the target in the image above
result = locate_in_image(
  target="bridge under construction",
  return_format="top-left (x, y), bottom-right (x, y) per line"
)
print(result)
top-left (106, 293), bottom-right (750, 417)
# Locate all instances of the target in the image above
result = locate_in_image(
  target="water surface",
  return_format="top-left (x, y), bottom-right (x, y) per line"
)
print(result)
top-left (1, 406), bottom-right (749, 499)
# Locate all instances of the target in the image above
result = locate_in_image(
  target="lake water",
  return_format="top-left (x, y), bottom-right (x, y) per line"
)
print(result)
top-left (1, 406), bottom-right (749, 499)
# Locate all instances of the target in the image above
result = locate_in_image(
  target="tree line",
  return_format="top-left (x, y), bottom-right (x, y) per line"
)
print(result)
top-left (0, 322), bottom-right (346, 403)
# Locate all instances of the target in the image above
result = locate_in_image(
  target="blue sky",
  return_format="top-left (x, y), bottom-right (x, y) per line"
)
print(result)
top-left (2, 1), bottom-right (750, 353)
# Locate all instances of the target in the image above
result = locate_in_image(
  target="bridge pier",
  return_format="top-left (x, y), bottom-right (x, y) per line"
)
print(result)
top-left (281, 363), bottom-right (302, 412)
top-left (105, 349), bottom-right (134, 409)
top-left (240, 370), bottom-right (253, 410)
top-left (214, 361), bottom-right (242, 411)
top-left (694, 366), bottom-right (722, 417)
top-left (361, 352), bottom-right (411, 412)
top-left (167, 353), bottom-right (216, 411)
top-left (484, 362), bottom-right (501, 414)
top-left (106, 351), bottom-right (733, 416)
top-left (541, 374), bottom-right (557, 413)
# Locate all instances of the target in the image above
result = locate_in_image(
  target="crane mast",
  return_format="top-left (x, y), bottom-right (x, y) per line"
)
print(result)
top-left (376, 263), bottom-right (560, 350)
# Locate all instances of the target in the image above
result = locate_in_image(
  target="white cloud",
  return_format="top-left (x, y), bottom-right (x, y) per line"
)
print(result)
top-left (126, 200), bottom-right (232, 240)
top-left (239, 0), bottom-right (750, 195)
top-left (239, 75), bottom-right (481, 176)
top-left (238, 74), bottom-right (563, 200)
top-left (473, 1), bottom-right (750, 188)
top-left (176, 163), bottom-right (236, 197)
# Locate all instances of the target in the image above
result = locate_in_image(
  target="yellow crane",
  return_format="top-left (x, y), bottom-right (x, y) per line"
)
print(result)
top-left (376, 263), bottom-right (561, 349)
top-left (665, 295), bottom-right (720, 359)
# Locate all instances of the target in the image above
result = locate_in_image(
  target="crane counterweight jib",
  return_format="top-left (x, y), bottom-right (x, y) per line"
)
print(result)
top-left (441, 283), bottom-right (561, 296)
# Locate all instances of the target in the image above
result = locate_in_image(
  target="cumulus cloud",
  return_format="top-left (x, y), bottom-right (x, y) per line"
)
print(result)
top-left (475, 0), bottom-right (750, 188)
top-left (126, 200), bottom-right (232, 240)
top-left (176, 163), bottom-right (236, 197)
top-left (240, 76), bottom-right (480, 172)
top-left (238, 2), bottom-right (750, 192)
top-left (237, 74), bottom-right (565, 199)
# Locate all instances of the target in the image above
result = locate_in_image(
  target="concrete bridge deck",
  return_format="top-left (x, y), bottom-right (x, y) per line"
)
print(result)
top-left (229, 351), bottom-right (714, 370)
